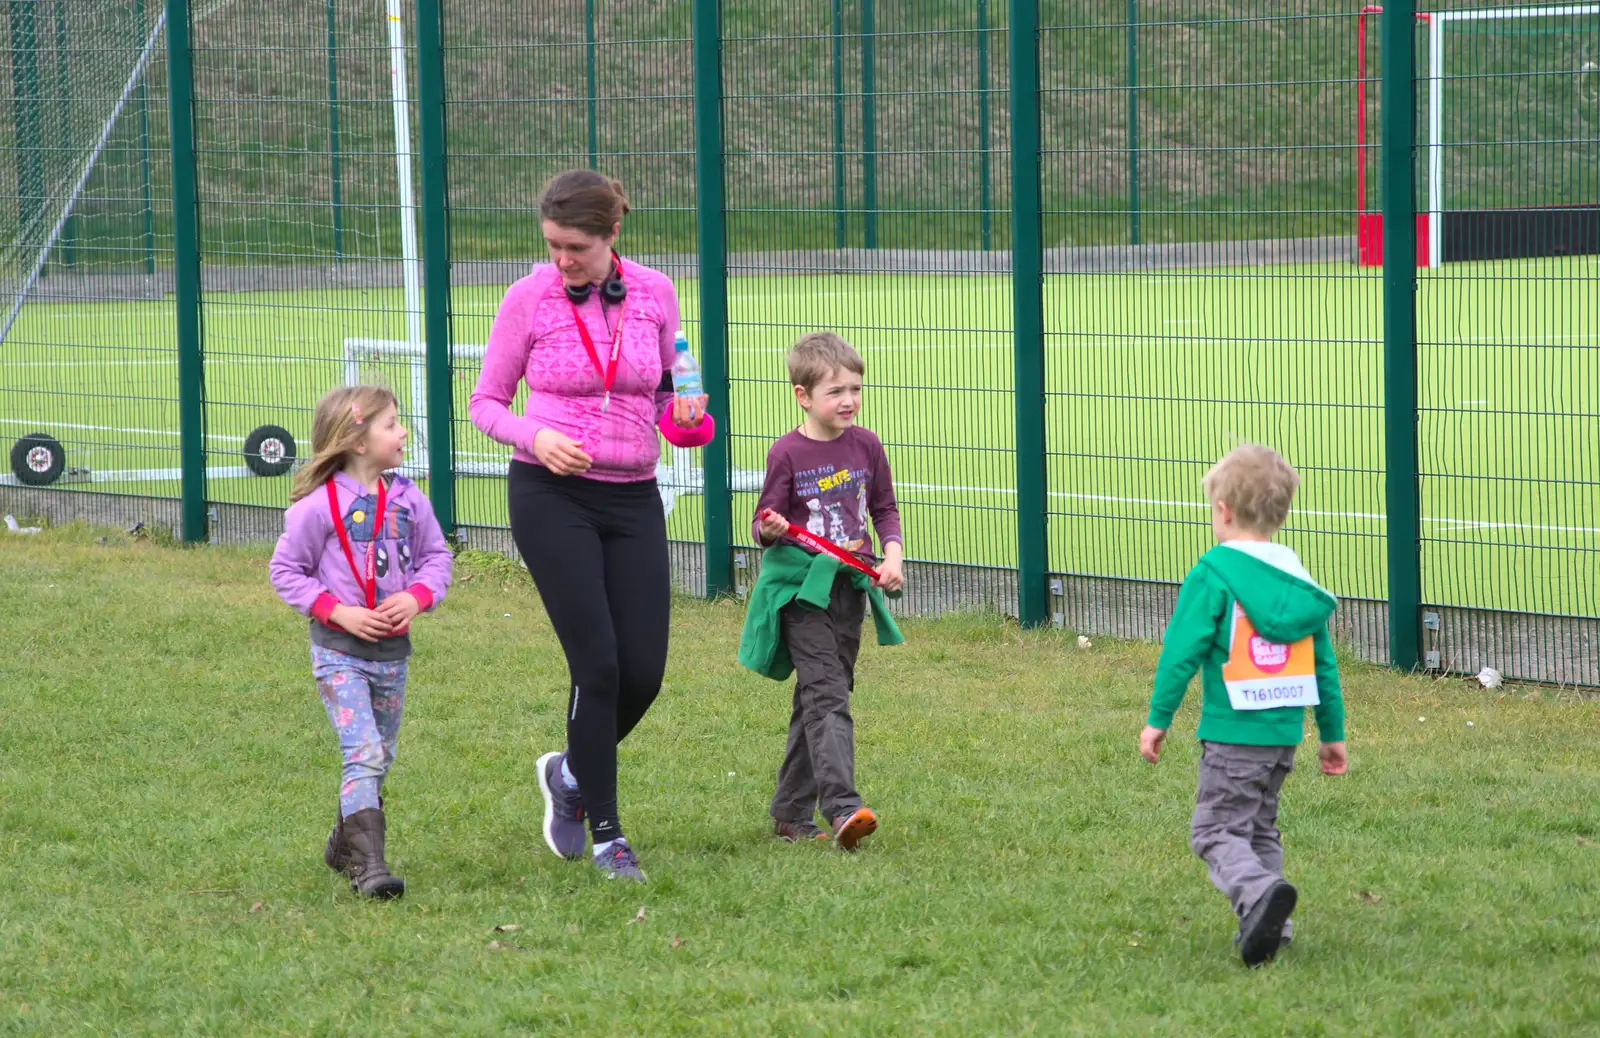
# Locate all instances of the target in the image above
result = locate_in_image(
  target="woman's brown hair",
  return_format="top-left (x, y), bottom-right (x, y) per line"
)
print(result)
top-left (289, 384), bottom-right (400, 502)
top-left (539, 169), bottom-right (630, 239)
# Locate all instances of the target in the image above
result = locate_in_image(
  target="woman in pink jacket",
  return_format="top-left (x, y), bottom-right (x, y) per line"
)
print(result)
top-left (469, 170), bottom-right (711, 883)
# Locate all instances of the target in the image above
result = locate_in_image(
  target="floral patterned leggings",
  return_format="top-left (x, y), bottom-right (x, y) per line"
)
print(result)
top-left (311, 646), bottom-right (408, 819)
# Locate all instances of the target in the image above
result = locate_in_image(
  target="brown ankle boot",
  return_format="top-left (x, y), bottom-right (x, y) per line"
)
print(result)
top-left (342, 807), bottom-right (405, 899)
top-left (324, 805), bottom-right (353, 876)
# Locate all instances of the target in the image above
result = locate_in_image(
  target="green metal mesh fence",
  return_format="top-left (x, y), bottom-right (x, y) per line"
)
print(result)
top-left (2, 0), bottom-right (1596, 685)
top-left (0, 0), bottom-right (178, 503)
top-left (1040, 4), bottom-right (1388, 653)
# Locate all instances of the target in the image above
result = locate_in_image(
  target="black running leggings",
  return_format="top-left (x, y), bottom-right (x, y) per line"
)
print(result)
top-left (507, 461), bottom-right (671, 846)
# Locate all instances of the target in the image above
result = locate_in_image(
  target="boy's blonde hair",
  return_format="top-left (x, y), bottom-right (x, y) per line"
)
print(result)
top-left (1202, 444), bottom-right (1299, 534)
top-left (289, 384), bottom-right (400, 502)
top-left (787, 331), bottom-right (865, 392)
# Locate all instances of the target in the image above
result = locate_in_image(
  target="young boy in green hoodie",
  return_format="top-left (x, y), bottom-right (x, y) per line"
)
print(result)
top-left (1139, 444), bottom-right (1348, 967)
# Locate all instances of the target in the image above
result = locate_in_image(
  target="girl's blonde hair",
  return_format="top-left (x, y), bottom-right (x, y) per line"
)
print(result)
top-left (289, 384), bottom-right (400, 502)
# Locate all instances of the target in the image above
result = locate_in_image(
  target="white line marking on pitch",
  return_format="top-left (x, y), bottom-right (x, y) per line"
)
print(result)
top-left (0, 418), bottom-right (247, 443)
top-left (893, 481), bottom-right (1600, 536)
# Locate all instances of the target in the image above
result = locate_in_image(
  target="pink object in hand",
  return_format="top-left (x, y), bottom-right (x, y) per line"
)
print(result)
top-left (659, 408), bottom-right (714, 449)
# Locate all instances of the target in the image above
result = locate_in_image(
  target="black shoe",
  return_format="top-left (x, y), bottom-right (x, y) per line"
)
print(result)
top-left (343, 807), bottom-right (405, 900)
top-left (1238, 881), bottom-right (1297, 967)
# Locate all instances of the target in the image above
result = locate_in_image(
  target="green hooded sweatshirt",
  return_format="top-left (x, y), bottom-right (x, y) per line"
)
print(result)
top-left (738, 544), bottom-right (903, 681)
top-left (1147, 541), bottom-right (1345, 746)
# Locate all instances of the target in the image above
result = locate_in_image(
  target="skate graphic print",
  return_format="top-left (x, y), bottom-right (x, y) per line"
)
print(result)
top-left (792, 462), bottom-right (873, 553)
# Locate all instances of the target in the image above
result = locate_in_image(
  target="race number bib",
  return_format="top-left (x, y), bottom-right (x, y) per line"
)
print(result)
top-left (1221, 602), bottom-right (1319, 711)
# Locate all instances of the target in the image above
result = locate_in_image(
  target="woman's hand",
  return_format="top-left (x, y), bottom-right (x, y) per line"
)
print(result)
top-left (329, 604), bottom-right (392, 643)
top-left (533, 428), bottom-right (593, 475)
top-left (671, 394), bottom-right (708, 429)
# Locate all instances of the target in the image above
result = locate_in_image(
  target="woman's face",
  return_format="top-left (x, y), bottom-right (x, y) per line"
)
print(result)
top-left (542, 219), bottom-right (619, 288)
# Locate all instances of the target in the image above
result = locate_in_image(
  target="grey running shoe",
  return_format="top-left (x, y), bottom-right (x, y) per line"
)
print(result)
top-left (537, 751), bottom-right (586, 860)
top-left (593, 840), bottom-right (646, 883)
top-left (774, 818), bottom-right (829, 843)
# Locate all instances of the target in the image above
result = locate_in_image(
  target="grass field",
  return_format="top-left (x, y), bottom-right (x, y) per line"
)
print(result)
top-left (1, 529), bottom-right (1598, 1035)
top-left (3, 255), bottom-right (1597, 618)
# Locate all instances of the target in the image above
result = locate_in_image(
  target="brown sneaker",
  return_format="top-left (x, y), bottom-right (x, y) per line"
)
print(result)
top-left (774, 819), bottom-right (829, 843)
top-left (829, 807), bottom-right (878, 852)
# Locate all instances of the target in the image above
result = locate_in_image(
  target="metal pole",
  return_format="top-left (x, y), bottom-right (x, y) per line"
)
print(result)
top-left (166, 0), bottom-right (207, 543)
top-left (1127, 0), bottom-right (1140, 245)
top-left (415, 0), bottom-right (454, 534)
top-left (53, 0), bottom-right (73, 269)
top-left (136, 0), bottom-right (155, 274)
top-left (1381, 0), bottom-right (1421, 669)
top-left (385, 0), bottom-right (425, 464)
top-left (978, 0), bottom-right (991, 251)
top-left (861, 0), bottom-right (877, 249)
top-left (831, 0), bottom-right (845, 248)
top-left (1010, 0), bottom-right (1047, 627)
top-left (585, 0), bottom-right (598, 169)
top-left (11, 0), bottom-right (40, 241)
top-left (1427, 12), bottom-right (1444, 267)
top-left (692, 0), bottom-right (732, 597)
top-left (328, 0), bottom-right (343, 261)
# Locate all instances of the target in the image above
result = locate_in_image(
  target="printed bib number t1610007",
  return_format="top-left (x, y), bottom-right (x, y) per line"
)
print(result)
top-left (1221, 602), bottom-right (1319, 711)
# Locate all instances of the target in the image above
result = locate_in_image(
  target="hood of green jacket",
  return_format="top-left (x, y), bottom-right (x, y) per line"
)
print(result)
top-left (1197, 544), bottom-right (1336, 643)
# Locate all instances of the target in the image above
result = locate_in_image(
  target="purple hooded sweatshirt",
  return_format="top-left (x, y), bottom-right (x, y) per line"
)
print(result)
top-left (269, 471), bottom-right (453, 662)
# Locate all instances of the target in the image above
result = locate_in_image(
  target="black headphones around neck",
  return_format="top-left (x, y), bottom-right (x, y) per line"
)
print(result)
top-left (564, 251), bottom-right (627, 305)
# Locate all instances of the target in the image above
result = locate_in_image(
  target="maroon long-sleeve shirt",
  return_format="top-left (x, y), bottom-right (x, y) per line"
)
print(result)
top-left (753, 425), bottom-right (902, 560)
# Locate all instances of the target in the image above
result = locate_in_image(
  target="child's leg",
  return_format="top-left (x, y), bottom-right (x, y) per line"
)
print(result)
top-left (770, 681), bottom-right (820, 822)
top-left (312, 647), bottom-right (391, 819)
top-left (778, 579), bottom-right (866, 824)
top-left (367, 658), bottom-right (409, 800)
top-left (1189, 741), bottom-right (1291, 920)
top-left (1249, 749), bottom-right (1294, 880)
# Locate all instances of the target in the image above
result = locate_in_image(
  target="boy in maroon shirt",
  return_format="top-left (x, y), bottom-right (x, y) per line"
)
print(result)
top-left (751, 332), bottom-right (904, 850)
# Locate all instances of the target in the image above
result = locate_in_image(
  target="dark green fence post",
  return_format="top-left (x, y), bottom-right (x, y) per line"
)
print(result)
top-left (53, 0), bottom-right (74, 269)
top-left (831, 0), bottom-right (845, 249)
top-left (416, 0), bottom-right (455, 535)
top-left (11, 0), bottom-right (40, 242)
top-left (1010, 0), bottom-right (1047, 627)
top-left (978, 0), bottom-right (991, 251)
top-left (585, 0), bottom-right (598, 169)
top-left (1381, 0), bottom-right (1421, 670)
top-left (327, 0), bottom-right (343, 261)
top-left (861, 0), bottom-right (876, 249)
top-left (692, 0), bottom-right (732, 597)
top-left (1127, 0), bottom-right (1140, 246)
top-left (165, 0), bottom-right (206, 543)
top-left (136, 0), bottom-right (155, 274)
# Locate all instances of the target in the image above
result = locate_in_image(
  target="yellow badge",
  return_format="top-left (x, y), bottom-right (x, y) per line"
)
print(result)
top-left (352, 510), bottom-right (365, 524)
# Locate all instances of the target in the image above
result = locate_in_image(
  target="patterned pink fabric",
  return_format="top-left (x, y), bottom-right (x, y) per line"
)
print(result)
top-left (469, 261), bottom-right (683, 483)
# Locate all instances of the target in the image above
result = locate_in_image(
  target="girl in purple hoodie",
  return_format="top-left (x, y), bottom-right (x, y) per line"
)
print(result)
top-left (470, 170), bottom-right (712, 883)
top-left (269, 384), bottom-right (453, 899)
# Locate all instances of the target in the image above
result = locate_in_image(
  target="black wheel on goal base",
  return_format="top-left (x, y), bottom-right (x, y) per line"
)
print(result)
top-left (10, 433), bottom-right (67, 486)
top-left (243, 424), bottom-right (297, 477)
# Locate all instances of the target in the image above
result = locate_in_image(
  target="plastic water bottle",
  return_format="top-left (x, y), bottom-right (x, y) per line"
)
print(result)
top-left (670, 330), bottom-right (703, 398)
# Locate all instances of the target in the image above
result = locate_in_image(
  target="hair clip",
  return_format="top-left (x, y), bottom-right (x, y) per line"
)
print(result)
top-left (351, 403), bottom-right (364, 425)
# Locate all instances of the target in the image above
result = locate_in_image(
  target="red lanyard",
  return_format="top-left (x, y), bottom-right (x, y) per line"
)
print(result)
top-left (326, 478), bottom-right (387, 609)
top-left (778, 515), bottom-right (882, 582)
top-left (567, 296), bottom-right (626, 413)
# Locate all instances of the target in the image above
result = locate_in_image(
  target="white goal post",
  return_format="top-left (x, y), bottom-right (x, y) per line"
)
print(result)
top-left (1424, 4), bottom-right (1600, 268)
